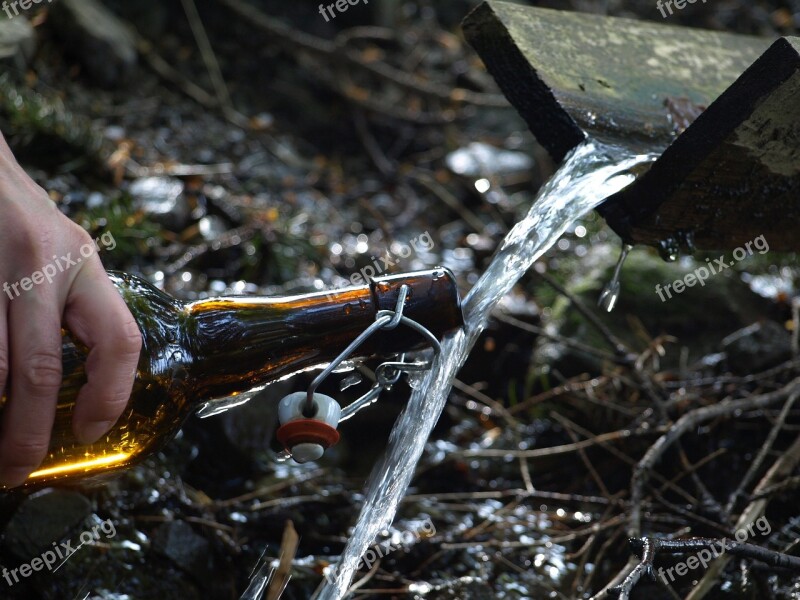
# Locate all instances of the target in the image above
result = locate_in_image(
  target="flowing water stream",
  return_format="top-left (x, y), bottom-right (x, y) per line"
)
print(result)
top-left (309, 137), bottom-right (657, 599)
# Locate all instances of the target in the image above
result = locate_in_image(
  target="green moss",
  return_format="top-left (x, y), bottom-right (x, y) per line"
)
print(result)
top-left (0, 74), bottom-right (103, 171)
top-left (76, 192), bottom-right (162, 267)
top-left (547, 244), bottom-right (773, 366)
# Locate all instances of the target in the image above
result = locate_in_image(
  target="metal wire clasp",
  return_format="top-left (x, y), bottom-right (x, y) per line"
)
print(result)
top-left (305, 284), bottom-right (441, 420)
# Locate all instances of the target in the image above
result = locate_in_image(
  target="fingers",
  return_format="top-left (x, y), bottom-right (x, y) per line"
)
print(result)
top-left (0, 291), bottom-right (62, 487)
top-left (0, 301), bottom-right (7, 429)
top-left (64, 257), bottom-right (141, 445)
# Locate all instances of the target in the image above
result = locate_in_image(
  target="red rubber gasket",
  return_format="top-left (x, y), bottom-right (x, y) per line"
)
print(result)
top-left (277, 419), bottom-right (340, 450)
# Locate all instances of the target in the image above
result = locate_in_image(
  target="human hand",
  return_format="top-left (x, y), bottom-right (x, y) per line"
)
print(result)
top-left (0, 132), bottom-right (142, 487)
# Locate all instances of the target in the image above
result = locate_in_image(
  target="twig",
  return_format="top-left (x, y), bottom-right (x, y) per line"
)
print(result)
top-left (127, 162), bottom-right (234, 177)
top-left (550, 412), bottom-right (611, 498)
top-left (608, 537), bottom-right (658, 599)
top-left (135, 36), bottom-right (250, 129)
top-left (629, 377), bottom-right (800, 537)
top-left (163, 225), bottom-right (256, 275)
top-left (508, 374), bottom-right (598, 416)
top-left (608, 536), bottom-right (800, 600)
top-left (456, 425), bottom-right (664, 459)
top-left (492, 310), bottom-right (622, 363)
top-left (749, 474), bottom-right (800, 500)
top-left (179, 0), bottom-right (234, 116)
top-left (214, 469), bottom-right (324, 508)
top-left (266, 520), bottom-right (300, 600)
top-left (451, 378), bottom-right (534, 491)
top-left (353, 109), bottom-right (394, 177)
top-left (402, 488), bottom-right (626, 508)
top-left (216, 0), bottom-right (507, 125)
top-left (408, 170), bottom-right (486, 233)
top-left (534, 271), bottom-right (632, 359)
top-left (725, 388), bottom-right (800, 515)
top-left (629, 537), bottom-right (800, 570)
top-left (686, 432), bottom-right (800, 599)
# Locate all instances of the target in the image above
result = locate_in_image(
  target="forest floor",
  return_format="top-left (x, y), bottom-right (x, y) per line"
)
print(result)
top-left (0, 0), bottom-right (799, 598)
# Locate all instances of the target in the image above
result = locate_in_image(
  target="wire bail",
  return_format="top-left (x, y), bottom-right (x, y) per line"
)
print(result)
top-left (304, 284), bottom-right (441, 421)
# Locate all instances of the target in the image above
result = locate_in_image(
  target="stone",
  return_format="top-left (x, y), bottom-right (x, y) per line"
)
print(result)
top-left (540, 243), bottom-right (773, 374)
top-left (2, 489), bottom-right (92, 560)
top-left (151, 520), bottom-right (210, 582)
top-left (0, 16), bottom-right (35, 69)
top-left (722, 320), bottom-right (792, 374)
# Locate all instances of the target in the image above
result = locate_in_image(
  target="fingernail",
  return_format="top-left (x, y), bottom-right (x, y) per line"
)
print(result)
top-left (76, 420), bottom-right (114, 445)
top-left (0, 466), bottom-right (32, 488)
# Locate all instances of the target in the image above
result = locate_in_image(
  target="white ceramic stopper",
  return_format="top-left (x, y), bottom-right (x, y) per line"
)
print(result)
top-left (278, 392), bottom-right (341, 427)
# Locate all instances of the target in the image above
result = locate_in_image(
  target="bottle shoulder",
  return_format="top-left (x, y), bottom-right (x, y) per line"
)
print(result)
top-left (108, 272), bottom-right (193, 374)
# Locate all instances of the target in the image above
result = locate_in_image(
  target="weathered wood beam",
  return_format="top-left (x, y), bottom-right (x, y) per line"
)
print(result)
top-left (462, 1), bottom-right (771, 161)
top-left (463, 2), bottom-right (800, 251)
top-left (599, 37), bottom-right (800, 252)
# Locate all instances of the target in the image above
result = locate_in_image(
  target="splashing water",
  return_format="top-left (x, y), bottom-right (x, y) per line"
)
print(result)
top-left (313, 138), bottom-right (657, 599)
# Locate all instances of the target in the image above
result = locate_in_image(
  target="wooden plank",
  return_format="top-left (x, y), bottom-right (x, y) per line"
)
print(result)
top-left (598, 37), bottom-right (800, 252)
top-left (463, 2), bottom-right (800, 251)
top-left (462, 1), bottom-right (772, 162)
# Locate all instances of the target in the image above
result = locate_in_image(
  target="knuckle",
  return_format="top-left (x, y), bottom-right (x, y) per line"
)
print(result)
top-left (115, 318), bottom-right (142, 357)
top-left (72, 225), bottom-right (94, 256)
top-left (71, 226), bottom-right (94, 249)
top-left (92, 392), bottom-right (131, 422)
top-left (0, 345), bottom-right (8, 385)
top-left (18, 350), bottom-right (63, 391)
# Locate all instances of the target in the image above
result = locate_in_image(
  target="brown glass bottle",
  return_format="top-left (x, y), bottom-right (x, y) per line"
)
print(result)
top-left (0, 268), bottom-right (463, 488)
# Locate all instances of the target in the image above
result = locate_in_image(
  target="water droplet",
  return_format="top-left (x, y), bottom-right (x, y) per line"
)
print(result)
top-left (676, 229), bottom-right (695, 253)
top-left (332, 360), bottom-right (356, 373)
top-left (340, 372), bottom-right (363, 391)
top-left (657, 237), bottom-right (680, 262)
top-left (597, 243), bottom-right (632, 312)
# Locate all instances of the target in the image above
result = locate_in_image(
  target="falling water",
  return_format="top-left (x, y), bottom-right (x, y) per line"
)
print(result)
top-left (598, 242), bottom-right (633, 312)
top-left (313, 138), bottom-right (657, 599)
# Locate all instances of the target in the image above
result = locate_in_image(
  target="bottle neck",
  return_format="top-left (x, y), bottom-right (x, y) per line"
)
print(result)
top-left (185, 269), bottom-right (462, 402)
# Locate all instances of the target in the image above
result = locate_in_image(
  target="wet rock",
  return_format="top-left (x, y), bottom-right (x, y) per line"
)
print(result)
top-left (446, 142), bottom-right (533, 177)
top-left (541, 244), bottom-right (773, 374)
top-left (3, 489), bottom-right (92, 560)
top-left (722, 320), bottom-right (791, 374)
top-left (0, 16), bottom-right (35, 68)
top-left (49, 0), bottom-right (137, 87)
top-left (129, 177), bottom-right (190, 231)
top-left (151, 520), bottom-right (210, 583)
